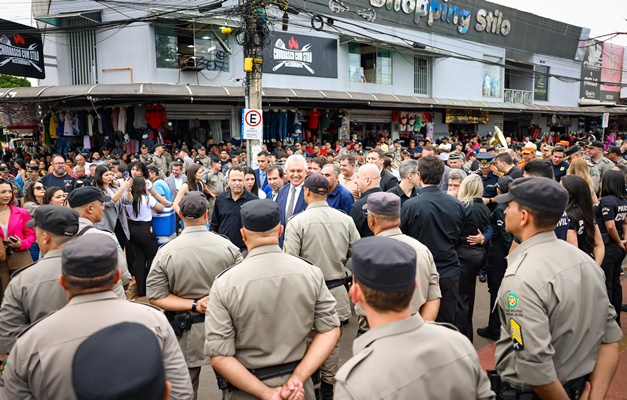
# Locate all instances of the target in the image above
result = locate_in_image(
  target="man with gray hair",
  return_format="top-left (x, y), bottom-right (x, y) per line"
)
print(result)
top-left (276, 154), bottom-right (308, 228)
top-left (321, 163), bottom-right (354, 214)
top-left (447, 169), bottom-right (467, 198)
top-left (387, 159), bottom-right (420, 206)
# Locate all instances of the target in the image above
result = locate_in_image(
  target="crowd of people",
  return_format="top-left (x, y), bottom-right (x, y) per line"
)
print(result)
top-left (0, 128), bottom-right (624, 400)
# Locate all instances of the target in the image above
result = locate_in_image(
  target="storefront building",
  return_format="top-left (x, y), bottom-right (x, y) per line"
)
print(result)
top-left (1, 0), bottom-right (626, 151)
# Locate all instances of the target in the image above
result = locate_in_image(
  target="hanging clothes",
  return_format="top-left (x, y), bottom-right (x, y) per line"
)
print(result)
top-left (146, 104), bottom-right (166, 129)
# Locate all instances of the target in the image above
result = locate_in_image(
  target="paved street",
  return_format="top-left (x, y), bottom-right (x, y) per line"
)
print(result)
top-left (191, 269), bottom-right (627, 399)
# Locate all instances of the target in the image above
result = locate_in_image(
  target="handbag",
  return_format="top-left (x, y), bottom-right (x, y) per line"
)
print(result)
top-left (6, 248), bottom-right (34, 274)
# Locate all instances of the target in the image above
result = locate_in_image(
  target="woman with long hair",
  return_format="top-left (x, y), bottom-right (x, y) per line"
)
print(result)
top-left (0, 179), bottom-right (35, 293)
top-left (455, 174), bottom-right (490, 342)
top-left (22, 181), bottom-right (45, 260)
top-left (127, 161), bottom-right (171, 206)
top-left (244, 167), bottom-right (264, 198)
top-left (121, 153), bottom-right (131, 167)
top-left (38, 161), bottom-right (48, 177)
top-left (172, 164), bottom-right (210, 213)
top-left (561, 175), bottom-right (604, 265)
top-left (13, 159), bottom-right (26, 190)
top-left (567, 158), bottom-right (598, 203)
top-left (124, 176), bottom-right (164, 297)
top-left (94, 165), bottom-right (132, 255)
top-left (595, 170), bottom-right (627, 325)
top-left (43, 186), bottom-right (65, 206)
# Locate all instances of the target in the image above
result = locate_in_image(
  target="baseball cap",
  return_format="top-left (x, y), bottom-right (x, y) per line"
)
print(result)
top-left (241, 199), bottom-right (281, 231)
top-left (179, 191), bottom-right (207, 219)
top-left (304, 174), bottom-right (329, 195)
top-left (362, 192), bottom-right (400, 216)
top-left (62, 234), bottom-right (118, 278)
top-left (67, 186), bottom-right (112, 208)
top-left (26, 205), bottom-right (79, 236)
top-left (495, 177), bottom-right (567, 214)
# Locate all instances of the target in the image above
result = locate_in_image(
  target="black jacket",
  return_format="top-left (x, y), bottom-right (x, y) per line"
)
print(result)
top-left (349, 187), bottom-right (382, 238)
top-left (380, 169), bottom-right (399, 192)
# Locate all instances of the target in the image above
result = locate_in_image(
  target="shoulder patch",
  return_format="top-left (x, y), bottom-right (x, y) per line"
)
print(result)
top-left (335, 347), bottom-right (373, 382)
top-left (9, 261), bottom-right (39, 279)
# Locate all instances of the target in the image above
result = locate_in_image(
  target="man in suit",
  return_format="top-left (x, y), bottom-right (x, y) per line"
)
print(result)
top-left (366, 148), bottom-right (398, 191)
top-left (254, 151), bottom-right (270, 191)
top-left (276, 155), bottom-right (308, 242)
top-left (164, 161), bottom-right (187, 201)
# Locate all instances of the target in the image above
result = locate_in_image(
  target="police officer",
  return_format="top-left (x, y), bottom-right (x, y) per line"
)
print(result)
top-left (139, 144), bottom-right (153, 165)
top-left (147, 192), bottom-right (242, 399)
top-left (205, 199), bottom-right (341, 400)
top-left (476, 153), bottom-right (499, 210)
top-left (586, 140), bottom-right (614, 193)
top-left (152, 144), bottom-right (170, 179)
top-left (334, 237), bottom-right (494, 399)
top-left (23, 165), bottom-right (40, 192)
top-left (550, 146), bottom-right (570, 182)
top-left (491, 178), bottom-right (623, 399)
top-left (564, 145), bottom-right (584, 162)
top-left (72, 322), bottom-right (173, 400)
top-left (0, 234), bottom-right (194, 400)
top-left (605, 146), bottom-right (627, 167)
top-left (196, 146), bottom-right (212, 169)
top-left (284, 174), bottom-right (360, 399)
top-left (204, 159), bottom-right (225, 219)
top-left (67, 186), bottom-right (132, 289)
top-left (359, 192), bottom-right (441, 328)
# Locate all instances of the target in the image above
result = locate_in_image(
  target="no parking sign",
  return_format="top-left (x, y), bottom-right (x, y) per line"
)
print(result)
top-left (242, 109), bottom-right (263, 140)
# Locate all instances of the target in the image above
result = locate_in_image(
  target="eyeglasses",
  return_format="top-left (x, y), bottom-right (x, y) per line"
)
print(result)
top-left (34, 186), bottom-right (45, 190)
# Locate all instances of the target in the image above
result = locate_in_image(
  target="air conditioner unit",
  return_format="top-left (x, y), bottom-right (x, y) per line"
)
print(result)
top-left (180, 57), bottom-right (205, 71)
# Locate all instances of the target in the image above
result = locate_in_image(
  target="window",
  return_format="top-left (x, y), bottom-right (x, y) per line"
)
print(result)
top-left (155, 22), bottom-right (230, 72)
top-left (348, 43), bottom-right (392, 84)
top-left (414, 56), bottom-right (432, 95)
top-left (65, 18), bottom-right (98, 84)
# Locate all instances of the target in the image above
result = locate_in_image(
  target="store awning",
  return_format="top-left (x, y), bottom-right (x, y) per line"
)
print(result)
top-left (35, 10), bottom-right (102, 26)
top-left (0, 83), bottom-right (626, 115)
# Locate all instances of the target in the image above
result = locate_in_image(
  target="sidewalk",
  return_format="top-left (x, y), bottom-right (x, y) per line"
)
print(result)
top-left (476, 270), bottom-right (627, 399)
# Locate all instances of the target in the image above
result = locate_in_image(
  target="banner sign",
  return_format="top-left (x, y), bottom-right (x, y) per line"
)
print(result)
top-left (600, 43), bottom-right (624, 104)
top-left (445, 109), bottom-right (488, 124)
top-left (0, 19), bottom-right (45, 79)
top-left (533, 65), bottom-right (549, 102)
top-left (580, 40), bottom-right (603, 103)
top-left (263, 32), bottom-right (337, 78)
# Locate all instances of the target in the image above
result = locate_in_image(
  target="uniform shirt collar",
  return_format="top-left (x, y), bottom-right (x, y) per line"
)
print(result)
top-left (306, 201), bottom-right (329, 209)
top-left (246, 244), bottom-right (283, 258)
top-left (376, 227), bottom-right (403, 237)
top-left (181, 225), bottom-right (209, 234)
top-left (354, 315), bottom-right (424, 353)
top-left (67, 290), bottom-right (119, 306)
top-left (43, 248), bottom-right (63, 258)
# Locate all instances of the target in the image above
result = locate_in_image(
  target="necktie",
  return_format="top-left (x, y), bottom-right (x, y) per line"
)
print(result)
top-left (285, 186), bottom-right (297, 220)
top-left (260, 172), bottom-right (266, 185)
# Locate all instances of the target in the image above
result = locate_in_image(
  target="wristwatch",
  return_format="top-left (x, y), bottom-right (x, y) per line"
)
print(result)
top-left (191, 299), bottom-right (198, 312)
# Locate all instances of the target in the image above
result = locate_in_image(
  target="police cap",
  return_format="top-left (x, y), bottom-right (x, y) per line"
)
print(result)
top-left (67, 186), bottom-right (111, 208)
top-left (72, 322), bottom-right (166, 400)
top-left (304, 173), bottom-right (329, 195)
top-left (606, 146), bottom-right (621, 156)
top-left (495, 177), bottom-right (567, 214)
top-left (495, 176), bottom-right (513, 192)
top-left (26, 205), bottom-right (79, 236)
top-left (363, 192), bottom-right (400, 216)
top-left (27, 165), bottom-right (39, 171)
top-left (586, 140), bottom-right (604, 149)
top-left (179, 191), bottom-right (207, 219)
top-left (564, 145), bottom-right (582, 157)
top-left (241, 199), bottom-right (281, 232)
top-left (448, 152), bottom-right (462, 161)
top-left (477, 153), bottom-right (494, 168)
top-left (62, 234), bottom-right (118, 278)
top-left (347, 237), bottom-right (416, 292)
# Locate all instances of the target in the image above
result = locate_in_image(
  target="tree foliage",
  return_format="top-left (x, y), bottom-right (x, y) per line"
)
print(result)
top-left (0, 75), bottom-right (31, 88)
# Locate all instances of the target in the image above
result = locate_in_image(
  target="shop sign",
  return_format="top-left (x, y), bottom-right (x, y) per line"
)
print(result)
top-left (533, 65), bottom-right (549, 102)
top-left (445, 109), bottom-right (488, 124)
top-left (263, 33), bottom-right (338, 78)
top-left (579, 40), bottom-right (603, 102)
top-left (290, 0), bottom-right (582, 60)
top-left (547, 114), bottom-right (572, 128)
top-left (0, 19), bottom-right (45, 79)
top-left (600, 43), bottom-right (624, 104)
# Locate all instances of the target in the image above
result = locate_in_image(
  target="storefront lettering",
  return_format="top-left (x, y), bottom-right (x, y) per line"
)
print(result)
top-left (369, 0), bottom-right (510, 36)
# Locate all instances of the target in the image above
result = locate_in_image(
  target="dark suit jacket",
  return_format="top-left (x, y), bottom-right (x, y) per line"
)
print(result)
top-left (276, 183), bottom-right (307, 227)
top-left (254, 168), bottom-right (269, 191)
top-left (380, 169), bottom-right (399, 192)
top-left (349, 187), bottom-right (382, 238)
top-left (164, 175), bottom-right (187, 200)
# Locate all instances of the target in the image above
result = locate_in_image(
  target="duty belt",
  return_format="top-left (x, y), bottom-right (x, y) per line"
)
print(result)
top-left (488, 370), bottom-right (588, 400)
top-left (216, 360), bottom-right (302, 391)
top-left (325, 278), bottom-right (346, 289)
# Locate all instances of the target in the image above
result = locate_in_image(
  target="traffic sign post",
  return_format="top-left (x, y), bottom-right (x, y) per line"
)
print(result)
top-left (242, 108), bottom-right (263, 140)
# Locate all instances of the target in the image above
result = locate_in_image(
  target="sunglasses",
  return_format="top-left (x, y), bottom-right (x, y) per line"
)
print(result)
top-left (34, 186), bottom-right (45, 190)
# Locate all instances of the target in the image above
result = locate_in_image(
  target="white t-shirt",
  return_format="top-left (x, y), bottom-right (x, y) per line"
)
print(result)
top-left (125, 195), bottom-right (157, 222)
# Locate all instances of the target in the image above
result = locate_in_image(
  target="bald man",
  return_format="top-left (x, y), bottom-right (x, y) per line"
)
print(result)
top-left (349, 164), bottom-right (382, 238)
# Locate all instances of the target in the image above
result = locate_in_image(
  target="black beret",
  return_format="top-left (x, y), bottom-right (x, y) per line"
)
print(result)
top-left (26, 205), bottom-right (79, 236)
top-left (72, 322), bottom-right (165, 400)
top-left (495, 177), bottom-right (567, 214)
top-left (62, 234), bottom-right (118, 278)
top-left (304, 174), bottom-right (328, 195)
top-left (179, 191), bottom-right (207, 219)
top-left (347, 237), bottom-right (416, 292)
top-left (67, 186), bottom-right (111, 208)
top-left (241, 199), bottom-right (281, 231)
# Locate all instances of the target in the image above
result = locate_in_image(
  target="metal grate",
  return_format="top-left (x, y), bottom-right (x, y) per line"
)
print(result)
top-left (65, 18), bottom-right (98, 85)
top-left (414, 56), bottom-right (432, 95)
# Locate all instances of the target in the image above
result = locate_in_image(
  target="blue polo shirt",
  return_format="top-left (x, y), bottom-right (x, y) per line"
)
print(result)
top-left (326, 183), bottom-right (354, 214)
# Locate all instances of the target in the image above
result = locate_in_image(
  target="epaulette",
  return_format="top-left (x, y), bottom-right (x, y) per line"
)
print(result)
top-left (335, 346), bottom-right (373, 382)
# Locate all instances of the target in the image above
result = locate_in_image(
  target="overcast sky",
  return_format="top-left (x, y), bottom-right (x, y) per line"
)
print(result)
top-left (3, 0), bottom-right (627, 47)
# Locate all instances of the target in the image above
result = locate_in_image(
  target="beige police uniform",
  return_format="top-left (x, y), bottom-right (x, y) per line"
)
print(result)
top-left (0, 291), bottom-right (193, 400)
top-left (495, 232), bottom-right (623, 390)
top-left (139, 153), bottom-right (153, 165)
top-left (204, 170), bottom-right (225, 218)
top-left (78, 217), bottom-right (131, 286)
top-left (152, 153), bottom-right (170, 179)
top-left (284, 200), bottom-right (360, 385)
top-left (147, 226), bottom-right (242, 397)
top-left (588, 156), bottom-right (614, 192)
top-left (334, 315), bottom-right (495, 399)
top-left (354, 228), bottom-right (441, 331)
top-left (205, 245), bottom-right (340, 400)
top-left (0, 249), bottom-right (126, 355)
top-left (198, 155), bottom-right (212, 169)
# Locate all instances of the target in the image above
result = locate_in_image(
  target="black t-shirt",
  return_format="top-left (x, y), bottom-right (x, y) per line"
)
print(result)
top-left (554, 211), bottom-right (569, 241)
top-left (567, 207), bottom-right (593, 255)
top-left (41, 173), bottom-right (77, 193)
top-left (595, 195), bottom-right (627, 237)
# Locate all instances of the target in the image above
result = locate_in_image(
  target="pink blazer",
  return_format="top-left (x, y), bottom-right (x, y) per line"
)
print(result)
top-left (1, 205), bottom-right (36, 251)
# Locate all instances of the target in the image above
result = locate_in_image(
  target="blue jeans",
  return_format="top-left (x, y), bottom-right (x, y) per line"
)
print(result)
top-left (278, 111), bottom-right (288, 141)
top-left (55, 137), bottom-right (71, 156)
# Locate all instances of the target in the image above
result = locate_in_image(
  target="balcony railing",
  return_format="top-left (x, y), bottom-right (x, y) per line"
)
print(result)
top-left (504, 88), bottom-right (532, 105)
